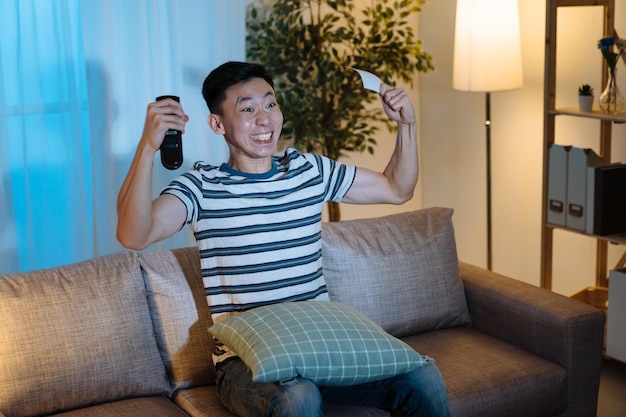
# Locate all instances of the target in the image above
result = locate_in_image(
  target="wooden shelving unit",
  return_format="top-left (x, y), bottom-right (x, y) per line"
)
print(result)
top-left (541, 0), bottom-right (626, 293)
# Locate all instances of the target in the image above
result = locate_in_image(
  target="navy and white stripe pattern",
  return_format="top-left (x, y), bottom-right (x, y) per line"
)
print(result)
top-left (161, 148), bottom-right (356, 328)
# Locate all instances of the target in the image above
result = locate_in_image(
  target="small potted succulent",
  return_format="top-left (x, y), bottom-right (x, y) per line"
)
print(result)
top-left (578, 84), bottom-right (594, 112)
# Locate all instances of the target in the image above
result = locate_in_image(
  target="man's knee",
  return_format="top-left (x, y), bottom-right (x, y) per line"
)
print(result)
top-left (217, 360), bottom-right (323, 417)
top-left (271, 378), bottom-right (323, 417)
top-left (396, 359), bottom-right (450, 417)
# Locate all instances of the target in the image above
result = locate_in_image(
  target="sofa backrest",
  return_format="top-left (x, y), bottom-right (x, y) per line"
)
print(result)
top-left (0, 251), bottom-right (170, 417)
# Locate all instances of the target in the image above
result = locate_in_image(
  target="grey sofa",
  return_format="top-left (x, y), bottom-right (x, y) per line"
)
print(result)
top-left (0, 208), bottom-right (605, 417)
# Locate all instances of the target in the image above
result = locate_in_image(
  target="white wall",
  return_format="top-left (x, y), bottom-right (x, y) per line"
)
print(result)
top-left (419, 0), bottom-right (626, 295)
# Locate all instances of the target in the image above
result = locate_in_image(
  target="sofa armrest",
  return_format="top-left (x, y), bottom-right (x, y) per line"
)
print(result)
top-left (459, 262), bottom-right (605, 416)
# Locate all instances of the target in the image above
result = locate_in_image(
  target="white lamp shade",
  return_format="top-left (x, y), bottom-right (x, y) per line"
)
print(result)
top-left (453, 0), bottom-right (523, 92)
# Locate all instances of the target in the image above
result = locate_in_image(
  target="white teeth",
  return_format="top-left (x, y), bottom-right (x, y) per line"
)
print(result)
top-left (251, 133), bottom-right (272, 141)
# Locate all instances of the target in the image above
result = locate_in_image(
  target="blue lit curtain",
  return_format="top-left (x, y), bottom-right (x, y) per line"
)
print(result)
top-left (0, 0), bottom-right (250, 273)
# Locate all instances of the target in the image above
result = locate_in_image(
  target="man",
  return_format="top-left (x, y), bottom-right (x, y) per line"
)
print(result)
top-left (117, 61), bottom-right (449, 417)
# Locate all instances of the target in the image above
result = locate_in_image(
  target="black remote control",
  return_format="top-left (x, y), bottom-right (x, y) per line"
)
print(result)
top-left (156, 95), bottom-right (183, 170)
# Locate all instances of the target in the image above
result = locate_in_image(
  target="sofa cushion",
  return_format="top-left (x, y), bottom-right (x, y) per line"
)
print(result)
top-left (0, 251), bottom-right (170, 417)
top-left (51, 397), bottom-right (191, 417)
top-left (175, 386), bottom-right (390, 417)
top-left (209, 301), bottom-right (425, 386)
top-left (321, 208), bottom-right (470, 337)
top-left (140, 247), bottom-right (215, 390)
top-left (402, 328), bottom-right (568, 417)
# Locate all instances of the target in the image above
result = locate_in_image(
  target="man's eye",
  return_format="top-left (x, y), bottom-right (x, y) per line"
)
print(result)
top-left (242, 108), bottom-right (253, 113)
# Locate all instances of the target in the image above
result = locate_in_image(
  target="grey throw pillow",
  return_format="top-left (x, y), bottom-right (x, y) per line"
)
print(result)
top-left (321, 207), bottom-right (470, 337)
top-left (0, 251), bottom-right (170, 416)
top-left (140, 247), bottom-right (216, 390)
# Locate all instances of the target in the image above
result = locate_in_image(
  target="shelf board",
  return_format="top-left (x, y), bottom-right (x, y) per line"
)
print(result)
top-left (547, 223), bottom-right (626, 245)
top-left (550, 107), bottom-right (626, 123)
top-left (571, 286), bottom-right (608, 311)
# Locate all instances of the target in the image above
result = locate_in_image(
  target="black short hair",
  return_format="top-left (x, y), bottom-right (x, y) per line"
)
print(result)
top-left (202, 61), bottom-right (275, 115)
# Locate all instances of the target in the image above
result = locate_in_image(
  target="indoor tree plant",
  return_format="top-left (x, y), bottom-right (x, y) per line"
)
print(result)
top-left (246, 0), bottom-right (434, 221)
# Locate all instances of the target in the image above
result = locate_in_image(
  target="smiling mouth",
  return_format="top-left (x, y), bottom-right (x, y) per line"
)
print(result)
top-left (250, 132), bottom-right (272, 142)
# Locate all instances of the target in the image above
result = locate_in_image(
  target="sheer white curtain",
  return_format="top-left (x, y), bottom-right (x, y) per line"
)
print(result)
top-left (1, 0), bottom-right (251, 273)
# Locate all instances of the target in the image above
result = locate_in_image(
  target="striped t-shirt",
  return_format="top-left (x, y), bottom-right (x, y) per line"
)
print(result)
top-left (161, 148), bottom-right (356, 363)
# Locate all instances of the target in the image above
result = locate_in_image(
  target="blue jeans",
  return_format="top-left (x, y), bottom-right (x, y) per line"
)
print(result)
top-left (215, 356), bottom-right (450, 417)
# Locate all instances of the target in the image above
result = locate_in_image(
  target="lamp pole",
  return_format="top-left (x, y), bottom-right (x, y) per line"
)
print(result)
top-left (485, 92), bottom-right (492, 271)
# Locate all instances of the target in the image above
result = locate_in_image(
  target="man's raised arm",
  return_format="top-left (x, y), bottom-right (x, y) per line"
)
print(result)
top-left (343, 83), bottom-right (418, 205)
top-left (116, 98), bottom-right (188, 250)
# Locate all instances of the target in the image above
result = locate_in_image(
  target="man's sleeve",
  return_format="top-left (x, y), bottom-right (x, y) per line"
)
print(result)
top-left (160, 172), bottom-right (198, 226)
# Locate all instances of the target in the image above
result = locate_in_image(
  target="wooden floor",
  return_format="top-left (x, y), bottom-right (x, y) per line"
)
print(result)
top-left (597, 359), bottom-right (626, 417)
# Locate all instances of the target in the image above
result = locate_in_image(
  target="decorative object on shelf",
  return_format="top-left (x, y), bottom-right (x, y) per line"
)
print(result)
top-left (597, 36), bottom-right (625, 114)
top-left (578, 84), bottom-right (594, 112)
top-left (598, 69), bottom-right (624, 114)
top-left (453, 0), bottom-right (523, 271)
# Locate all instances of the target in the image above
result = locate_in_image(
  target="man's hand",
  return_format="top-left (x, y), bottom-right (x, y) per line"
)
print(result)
top-left (141, 98), bottom-right (189, 152)
top-left (379, 84), bottom-right (416, 126)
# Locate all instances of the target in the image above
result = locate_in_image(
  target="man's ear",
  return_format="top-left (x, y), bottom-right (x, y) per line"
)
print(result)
top-left (208, 113), bottom-right (225, 135)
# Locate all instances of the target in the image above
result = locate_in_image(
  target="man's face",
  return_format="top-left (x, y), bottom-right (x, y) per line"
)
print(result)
top-left (209, 77), bottom-right (283, 172)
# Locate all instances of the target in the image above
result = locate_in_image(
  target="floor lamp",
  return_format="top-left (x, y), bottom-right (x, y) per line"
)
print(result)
top-left (453, 0), bottom-right (523, 271)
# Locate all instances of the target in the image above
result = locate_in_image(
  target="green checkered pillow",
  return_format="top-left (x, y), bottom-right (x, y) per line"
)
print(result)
top-left (208, 301), bottom-right (425, 386)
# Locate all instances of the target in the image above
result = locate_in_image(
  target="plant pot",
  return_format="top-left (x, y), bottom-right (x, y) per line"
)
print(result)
top-left (578, 95), bottom-right (594, 112)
